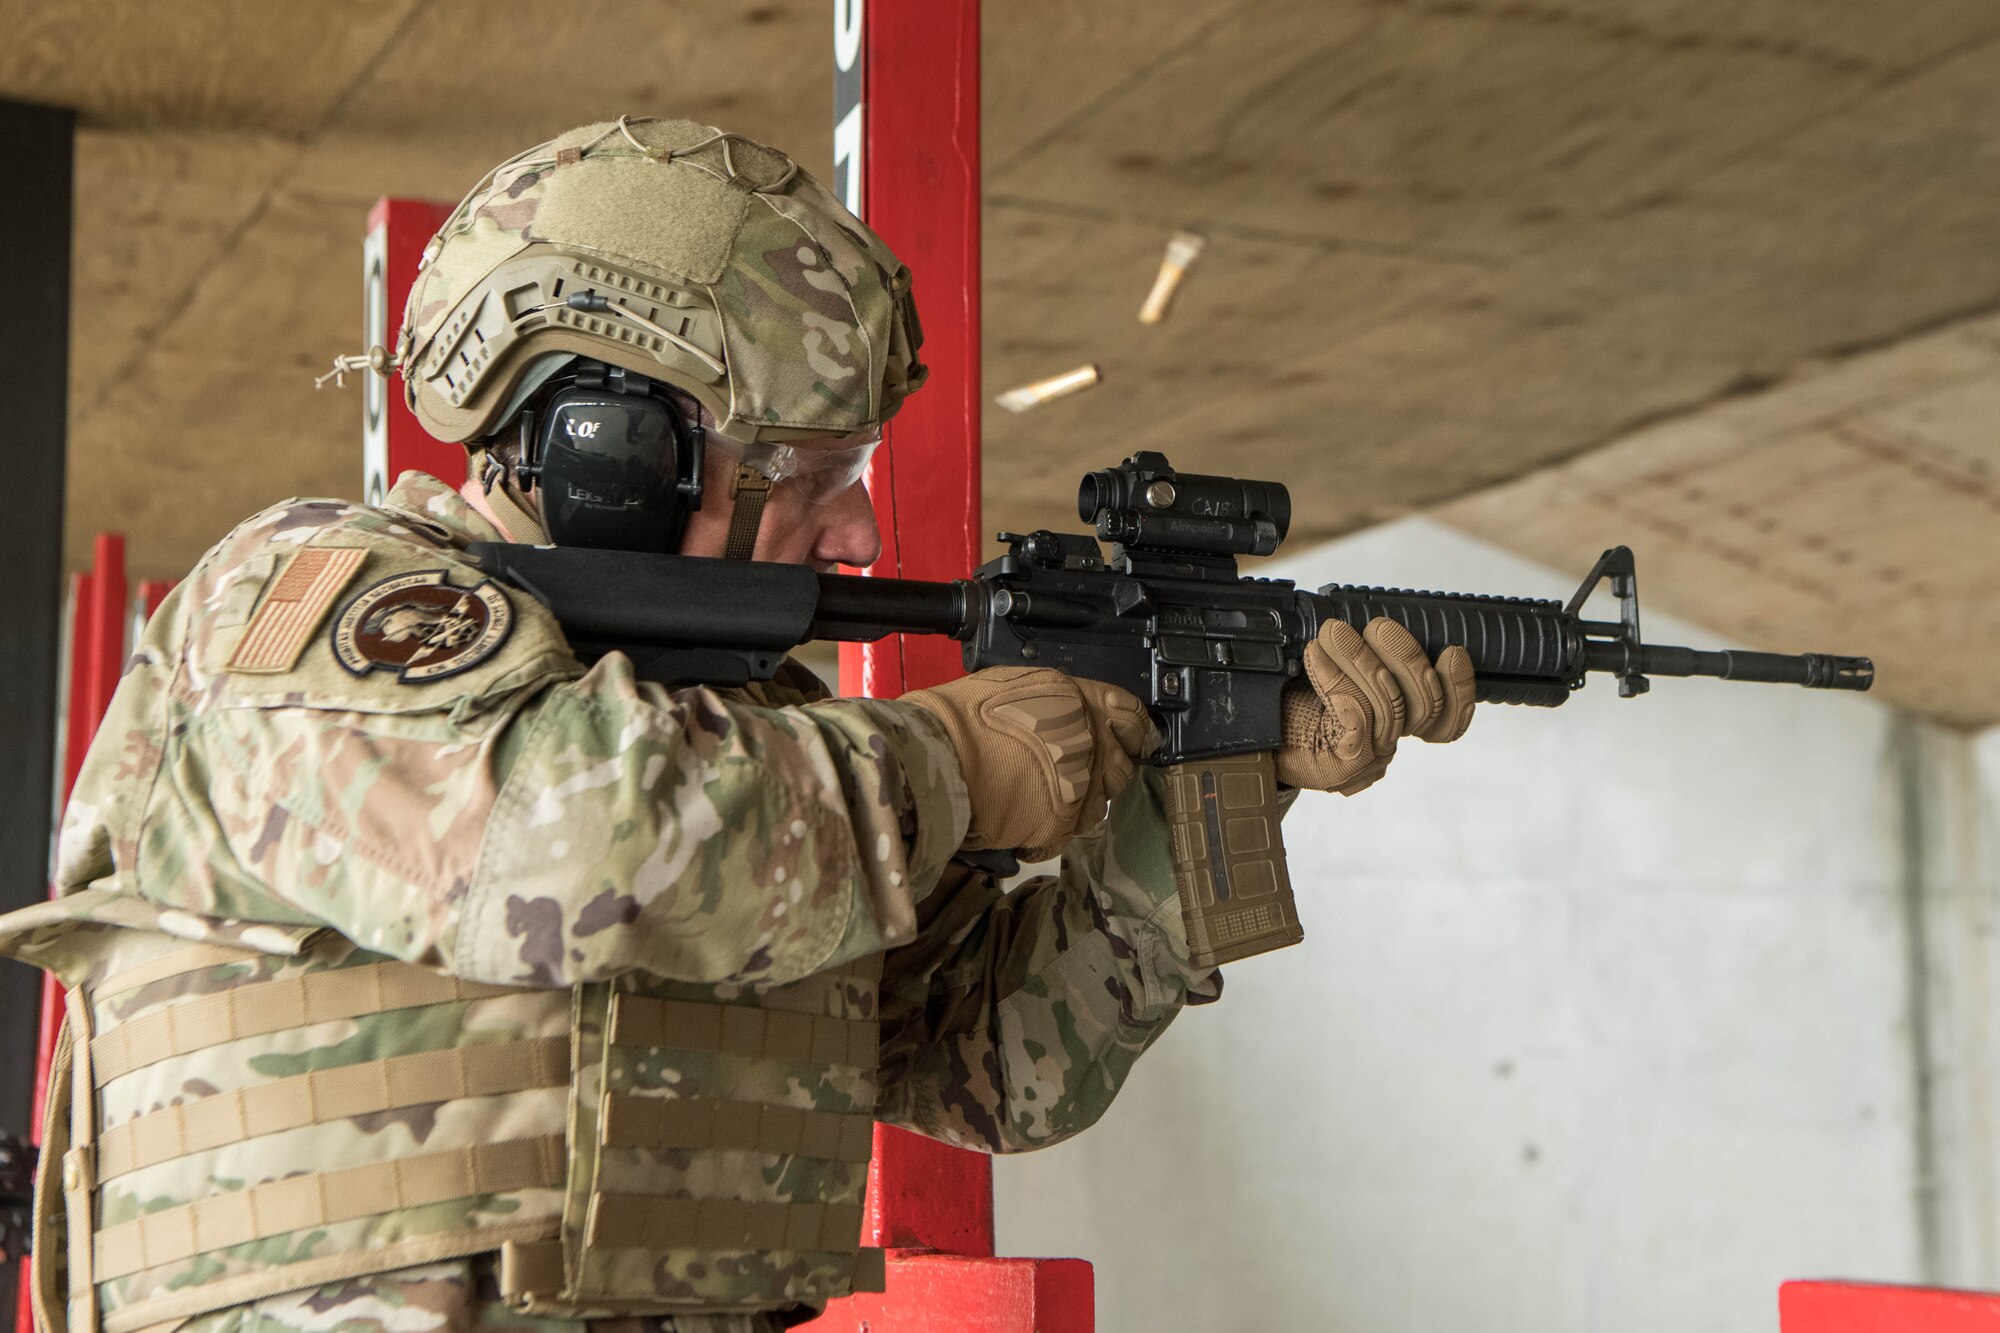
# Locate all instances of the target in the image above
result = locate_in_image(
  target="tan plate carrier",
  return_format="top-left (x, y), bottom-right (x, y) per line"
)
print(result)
top-left (32, 930), bottom-right (884, 1333)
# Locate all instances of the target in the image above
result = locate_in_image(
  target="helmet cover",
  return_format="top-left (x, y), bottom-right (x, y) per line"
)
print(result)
top-left (399, 117), bottom-right (927, 446)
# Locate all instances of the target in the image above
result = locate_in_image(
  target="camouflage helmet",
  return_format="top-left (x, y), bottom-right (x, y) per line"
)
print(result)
top-left (397, 117), bottom-right (927, 445)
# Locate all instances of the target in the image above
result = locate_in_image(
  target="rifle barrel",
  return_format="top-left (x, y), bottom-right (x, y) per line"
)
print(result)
top-left (1586, 642), bottom-right (1874, 690)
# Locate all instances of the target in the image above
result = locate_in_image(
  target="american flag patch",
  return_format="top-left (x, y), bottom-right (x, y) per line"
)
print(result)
top-left (225, 547), bottom-right (368, 674)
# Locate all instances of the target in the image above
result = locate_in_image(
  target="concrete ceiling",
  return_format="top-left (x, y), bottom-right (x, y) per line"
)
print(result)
top-left (7, 0), bottom-right (1999, 725)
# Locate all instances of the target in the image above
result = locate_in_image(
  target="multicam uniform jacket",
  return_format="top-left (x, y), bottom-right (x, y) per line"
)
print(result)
top-left (0, 472), bottom-right (1221, 1333)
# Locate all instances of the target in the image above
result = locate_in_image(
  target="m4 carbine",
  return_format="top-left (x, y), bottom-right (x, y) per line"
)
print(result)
top-left (471, 451), bottom-right (1872, 971)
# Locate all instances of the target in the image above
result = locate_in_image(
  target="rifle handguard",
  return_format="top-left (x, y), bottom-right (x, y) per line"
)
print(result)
top-left (1163, 752), bottom-right (1303, 969)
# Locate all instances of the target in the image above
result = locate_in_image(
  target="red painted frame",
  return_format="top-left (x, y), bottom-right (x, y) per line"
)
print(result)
top-left (369, 198), bottom-right (460, 491)
top-left (835, 0), bottom-right (985, 704)
top-left (817, 2), bottom-right (1094, 1330)
top-left (833, 0), bottom-right (997, 1266)
top-left (1782, 1280), bottom-right (2000, 1331)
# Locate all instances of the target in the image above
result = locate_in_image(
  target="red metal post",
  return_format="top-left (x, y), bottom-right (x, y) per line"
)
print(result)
top-left (834, 0), bottom-right (985, 705)
top-left (365, 198), bottom-right (460, 495)
top-left (77, 537), bottom-right (125, 733)
top-left (138, 580), bottom-right (174, 623)
top-left (833, 0), bottom-right (998, 1261)
top-left (818, 2), bottom-right (1094, 1330)
top-left (1781, 1280), bottom-right (2000, 1331)
top-left (58, 537), bottom-right (126, 800)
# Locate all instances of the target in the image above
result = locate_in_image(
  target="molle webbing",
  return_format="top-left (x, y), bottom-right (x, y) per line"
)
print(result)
top-left (96, 1036), bottom-right (570, 1180)
top-left (73, 944), bottom-right (571, 1333)
top-left (600, 1094), bottom-right (873, 1163)
top-left (94, 942), bottom-right (269, 999)
top-left (92, 1136), bottom-right (565, 1281)
top-left (495, 986), bottom-right (885, 1315)
top-left (586, 1194), bottom-right (865, 1254)
top-left (90, 964), bottom-right (519, 1082)
top-left (503, 1239), bottom-right (889, 1306)
top-left (608, 993), bottom-right (878, 1068)
top-left (64, 935), bottom-right (885, 1325)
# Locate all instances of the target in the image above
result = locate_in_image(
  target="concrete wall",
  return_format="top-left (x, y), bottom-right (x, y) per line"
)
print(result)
top-left (993, 518), bottom-right (2000, 1333)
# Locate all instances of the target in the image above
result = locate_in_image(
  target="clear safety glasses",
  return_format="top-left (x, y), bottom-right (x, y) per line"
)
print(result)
top-left (710, 430), bottom-right (881, 504)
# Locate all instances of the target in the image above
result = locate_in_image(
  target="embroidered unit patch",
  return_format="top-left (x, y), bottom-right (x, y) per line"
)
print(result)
top-left (225, 547), bottom-right (369, 674)
top-left (330, 569), bottom-right (514, 683)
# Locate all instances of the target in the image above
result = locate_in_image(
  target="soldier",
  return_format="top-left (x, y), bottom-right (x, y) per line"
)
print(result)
top-left (0, 119), bottom-right (1475, 1333)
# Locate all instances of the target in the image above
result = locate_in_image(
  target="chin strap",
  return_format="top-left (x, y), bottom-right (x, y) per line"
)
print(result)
top-left (488, 483), bottom-right (552, 546)
top-left (724, 465), bottom-right (770, 560)
top-left (471, 446), bottom-right (553, 545)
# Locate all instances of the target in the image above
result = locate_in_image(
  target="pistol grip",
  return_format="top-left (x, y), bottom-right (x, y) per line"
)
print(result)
top-left (1163, 752), bottom-right (1303, 970)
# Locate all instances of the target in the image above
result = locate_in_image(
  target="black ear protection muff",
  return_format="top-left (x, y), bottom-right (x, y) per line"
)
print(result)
top-left (503, 359), bottom-right (705, 552)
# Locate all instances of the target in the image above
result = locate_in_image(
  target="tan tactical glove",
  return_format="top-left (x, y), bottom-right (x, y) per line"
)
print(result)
top-left (902, 667), bottom-right (1153, 859)
top-left (1277, 618), bottom-right (1476, 795)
